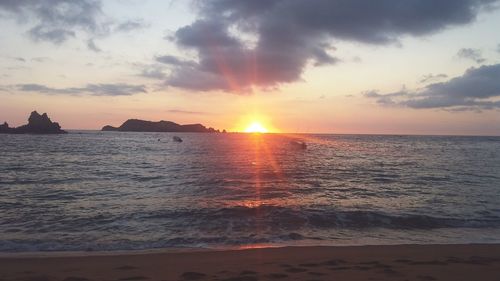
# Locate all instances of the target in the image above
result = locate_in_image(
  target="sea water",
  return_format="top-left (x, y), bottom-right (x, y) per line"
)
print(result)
top-left (1, 132), bottom-right (500, 252)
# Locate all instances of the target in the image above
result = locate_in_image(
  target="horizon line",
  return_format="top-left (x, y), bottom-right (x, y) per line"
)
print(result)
top-left (62, 129), bottom-right (500, 138)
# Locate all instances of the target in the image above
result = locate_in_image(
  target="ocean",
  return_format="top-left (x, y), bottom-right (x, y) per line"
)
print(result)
top-left (1, 132), bottom-right (500, 252)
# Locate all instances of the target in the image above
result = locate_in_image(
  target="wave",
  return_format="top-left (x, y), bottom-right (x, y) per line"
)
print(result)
top-left (140, 205), bottom-right (500, 230)
top-left (1, 206), bottom-right (500, 253)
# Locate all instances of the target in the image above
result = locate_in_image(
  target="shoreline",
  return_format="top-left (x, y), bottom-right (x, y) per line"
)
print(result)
top-left (1, 241), bottom-right (499, 258)
top-left (1, 244), bottom-right (500, 281)
top-left (0, 241), bottom-right (496, 258)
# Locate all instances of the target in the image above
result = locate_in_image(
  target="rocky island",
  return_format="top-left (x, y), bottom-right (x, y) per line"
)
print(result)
top-left (0, 111), bottom-right (67, 134)
top-left (102, 119), bottom-right (224, 133)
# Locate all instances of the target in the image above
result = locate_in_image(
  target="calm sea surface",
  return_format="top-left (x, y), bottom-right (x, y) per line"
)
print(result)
top-left (1, 132), bottom-right (500, 252)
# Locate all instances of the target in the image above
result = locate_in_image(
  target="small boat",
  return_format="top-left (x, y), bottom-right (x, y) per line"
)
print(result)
top-left (290, 140), bottom-right (307, 149)
top-left (173, 136), bottom-right (183, 142)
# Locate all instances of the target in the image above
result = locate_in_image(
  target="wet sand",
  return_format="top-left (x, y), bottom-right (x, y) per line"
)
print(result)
top-left (1, 244), bottom-right (500, 281)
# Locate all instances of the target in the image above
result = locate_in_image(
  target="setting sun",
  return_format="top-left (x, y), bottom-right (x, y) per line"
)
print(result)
top-left (244, 121), bottom-right (269, 133)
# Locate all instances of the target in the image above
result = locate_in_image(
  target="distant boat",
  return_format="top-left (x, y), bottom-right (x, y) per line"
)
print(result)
top-left (290, 140), bottom-right (307, 149)
top-left (173, 136), bottom-right (183, 142)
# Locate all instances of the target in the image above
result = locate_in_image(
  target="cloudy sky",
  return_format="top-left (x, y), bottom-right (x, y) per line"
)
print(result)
top-left (1, 0), bottom-right (500, 135)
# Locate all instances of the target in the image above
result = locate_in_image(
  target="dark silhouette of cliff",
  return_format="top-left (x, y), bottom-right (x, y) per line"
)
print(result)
top-left (102, 119), bottom-right (221, 133)
top-left (0, 111), bottom-right (67, 134)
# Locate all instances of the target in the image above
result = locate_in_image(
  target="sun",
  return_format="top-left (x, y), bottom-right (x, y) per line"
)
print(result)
top-left (244, 121), bottom-right (269, 133)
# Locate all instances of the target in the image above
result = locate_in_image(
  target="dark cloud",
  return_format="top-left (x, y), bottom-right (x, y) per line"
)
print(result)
top-left (156, 55), bottom-right (196, 67)
top-left (18, 84), bottom-right (80, 95)
top-left (29, 26), bottom-right (76, 44)
top-left (163, 0), bottom-right (497, 92)
top-left (87, 38), bottom-right (101, 52)
top-left (5, 56), bottom-right (50, 63)
top-left (83, 84), bottom-right (146, 96)
top-left (114, 19), bottom-right (148, 32)
top-left (6, 66), bottom-right (29, 70)
top-left (167, 109), bottom-right (213, 115)
top-left (312, 47), bottom-right (340, 66)
top-left (0, 0), bottom-right (106, 44)
top-left (3, 56), bottom-right (27, 62)
top-left (0, 0), bottom-right (147, 45)
top-left (457, 48), bottom-right (486, 63)
top-left (167, 67), bottom-right (232, 92)
top-left (419, 73), bottom-right (448, 84)
top-left (31, 57), bottom-right (50, 62)
top-left (363, 89), bottom-right (409, 106)
top-left (140, 66), bottom-right (166, 80)
top-left (365, 64), bottom-right (500, 110)
top-left (16, 83), bottom-right (146, 96)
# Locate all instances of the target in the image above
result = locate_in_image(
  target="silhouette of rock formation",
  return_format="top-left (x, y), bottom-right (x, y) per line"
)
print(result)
top-left (102, 119), bottom-right (222, 133)
top-left (0, 122), bottom-right (10, 132)
top-left (0, 111), bottom-right (67, 134)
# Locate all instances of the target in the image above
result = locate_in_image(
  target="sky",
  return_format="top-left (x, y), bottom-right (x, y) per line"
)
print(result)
top-left (1, 0), bottom-right (500, 135)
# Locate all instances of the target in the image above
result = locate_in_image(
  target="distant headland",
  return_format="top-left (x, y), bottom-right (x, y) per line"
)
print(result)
top-left (102, 119), bottom-right (225, 133)
top-left (0, 111), bottom-right (67, 134)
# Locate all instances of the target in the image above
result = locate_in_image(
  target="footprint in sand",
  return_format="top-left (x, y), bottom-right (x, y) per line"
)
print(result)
top-left (23, 276), bottom-right (51, 281)
top-left (417, 275), bottom-right (437, 280)
top-left (410, 260), bottom-right (447, 266)
top-left (220, 277), bottom-right (258, 281)
top-left (322, 259), bottom-right (347, 266)
top-left (63, 277), bottom-right (90, 281)
top-left (394, 259), bottom-right (412, 263)
top-left (118, 276), bottom-right (149, 280)
top-left (328, 266), bottom-right (351, 271)
top-left (115, 266), bottom-right (138, 271)
top-left (308, 271), bottom-right (326, 276)
top-left (285, 267), bottom-right (308, 273)
top-left (299, 263), bottom-right (321, 267)
top-left (265, 273), bottom-right (288, 279)
top-left (180, 272), bottom-right (207, 280)
top-left (239, 270), bottom-right (257, 275)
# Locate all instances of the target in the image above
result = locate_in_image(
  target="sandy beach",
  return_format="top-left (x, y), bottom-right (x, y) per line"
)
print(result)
top-left (1, 244), bottom-right (500, 281)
